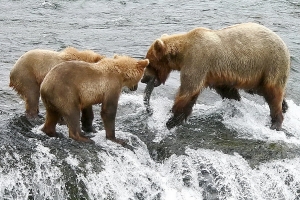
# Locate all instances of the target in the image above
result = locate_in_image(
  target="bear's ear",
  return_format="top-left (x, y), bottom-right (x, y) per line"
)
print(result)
top-left (153, 39), bottom-right (166, 59)
top-left (161, 34), bottom-right (168, 38)
top-left (137, 59), bottom-right (149, 69)
top-left (113, 54), bottom-right (119, 59)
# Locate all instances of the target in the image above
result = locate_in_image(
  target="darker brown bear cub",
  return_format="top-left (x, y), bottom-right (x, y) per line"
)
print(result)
top-left (141, 23), bottom-right (290, 131)
top-left (40, 55), bottom-right (149, 144)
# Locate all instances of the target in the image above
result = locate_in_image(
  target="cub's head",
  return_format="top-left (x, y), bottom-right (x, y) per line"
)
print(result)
top-left (82, 50), bottom-right (106, 63)
top-left (114, 55), bottom-right (149, 91)
top-left (141, 34), bottom-right (183, 87)
top-left (61, 47), bottom-right (105, 63)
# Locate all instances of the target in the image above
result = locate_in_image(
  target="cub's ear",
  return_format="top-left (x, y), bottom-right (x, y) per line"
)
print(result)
top-left (153, 39), bottom-right (166, 59)
top-left (113, 54), bottom-right (120, 59)
top-left (137, 59), bottom-right (149, 69)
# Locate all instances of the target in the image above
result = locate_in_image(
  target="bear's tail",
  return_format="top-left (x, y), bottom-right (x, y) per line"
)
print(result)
top-left (9, 78), bottom-right (15, 88)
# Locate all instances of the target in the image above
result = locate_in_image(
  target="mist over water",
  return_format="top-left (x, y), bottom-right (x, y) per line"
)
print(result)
top-left (1, 0), bottom-right (300, 199)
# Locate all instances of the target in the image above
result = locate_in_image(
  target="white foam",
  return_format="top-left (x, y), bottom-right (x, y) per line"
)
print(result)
top-left (0, 148), bottom-right (29, 199)
top-left (118, 93), bottom-right (175, 142)
top-left (123, 92), bottom-right (300, 145)
top-left (32, 124), bottom-right (68, 138)
top-left (161, 148), bottom-right (300, 200)
top-left (69, 131), bottom-right (205, 199)
top-left (216, 98), bottom-right (300, 144)
top-left (75, 139), bottom-right (300, 199)
top-left (82, 131), bottom-right (162, 199)
top-left (21, 93), bottom-right (300, 199)
top-left (30, 142), bottom-right (65, 199)
top-left (65, 154), bottom-right (79, 167)
top-left (0, 142), bottom-right (66, 199)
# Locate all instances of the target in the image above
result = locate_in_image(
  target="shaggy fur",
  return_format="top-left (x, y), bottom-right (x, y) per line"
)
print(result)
top-left (141, 23), bottom-right (290, 130)
top-left (9, 47), bottom-right (105, 118)
top-left (40, 55), bottom-right (149, 144)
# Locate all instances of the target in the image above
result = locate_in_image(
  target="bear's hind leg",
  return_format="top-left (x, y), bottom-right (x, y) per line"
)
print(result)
top-left (21, 81), bottom-right (40, 118)
top-left (25, 86), bottom-right (40, 118)
top-left (65, 108), bottom-right (94, 143)
top-left (42, 108), bottom-right (60, 137)
top-left (215, 86), bottom-right (241, 101)
top-left (81, 105), bottom-right (96, 133)
top-left (262, 86), bottom-right (284, 130)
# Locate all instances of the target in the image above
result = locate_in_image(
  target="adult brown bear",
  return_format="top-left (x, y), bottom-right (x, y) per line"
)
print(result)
top-left (9, 47), bottom-right (105, 118)
top-left (40, 55), bottom-right (149, 144)
top-left (141, 23), bottom-right (290, 131)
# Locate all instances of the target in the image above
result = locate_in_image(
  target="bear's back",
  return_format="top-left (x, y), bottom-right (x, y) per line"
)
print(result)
top-left (188, 23), bottom-right (289, 71)
top-left (10, 49), bottom-right (62, 84)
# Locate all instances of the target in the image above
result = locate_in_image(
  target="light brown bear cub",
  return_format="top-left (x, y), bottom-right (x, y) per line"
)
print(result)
top-left (141, 22), bottom-right (290, 131)
top-left (40, 55), bottom-right (149, 144)
top-left (9, 47), bottom-right (105, 118)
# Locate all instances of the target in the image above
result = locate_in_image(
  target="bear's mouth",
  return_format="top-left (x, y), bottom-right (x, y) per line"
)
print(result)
top-left (140, 62), bottom-right (162, 87)
top-left (141, 75), bottom-right (161, 87)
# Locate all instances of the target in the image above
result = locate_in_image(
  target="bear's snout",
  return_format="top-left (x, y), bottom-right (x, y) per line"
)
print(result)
top-left (141, 75), bottom-right (161, 87)
top-left (141, 74), bottom-right (152, 84)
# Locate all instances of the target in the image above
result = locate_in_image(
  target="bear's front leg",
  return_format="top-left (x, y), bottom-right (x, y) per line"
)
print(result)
top-left (166, 90), bottom-right (200, 130)
top-left (101, 98), bottom-right (126, 146)
top-left (42, 108), bottom-right (60, 137)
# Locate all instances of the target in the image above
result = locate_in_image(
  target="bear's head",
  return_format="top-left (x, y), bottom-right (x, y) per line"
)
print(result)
top-left (114, 55), bottom-right (149, 91)
top-left (82, 50), bottom-right (106, 63)
top-left (141, 35), bottom-right (183, 87)
top-left (60, 47), bottom-right (105, 63)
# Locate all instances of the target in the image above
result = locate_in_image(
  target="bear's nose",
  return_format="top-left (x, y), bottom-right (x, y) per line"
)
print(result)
top-left (141, 75), bottom-right (152, 83)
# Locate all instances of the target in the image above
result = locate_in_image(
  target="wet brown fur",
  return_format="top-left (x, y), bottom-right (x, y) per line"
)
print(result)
top-left (40, 55), bottom-right (149, 144)
top-left (9, 47), bottom-right (105, 118)
top-left (142, 23), bottom-right (290, 130)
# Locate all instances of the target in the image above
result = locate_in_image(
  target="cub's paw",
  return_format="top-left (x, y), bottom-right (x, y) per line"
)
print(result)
top-left (71, 134), bottom-right (95, 144)
top-left (82, 125), bottom-right (96, 133)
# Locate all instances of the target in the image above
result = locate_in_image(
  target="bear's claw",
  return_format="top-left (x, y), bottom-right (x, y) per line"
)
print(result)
top-left (270, 122), bottom-right (282, 131)
top-left (166, 113), bottom-right (185, 130)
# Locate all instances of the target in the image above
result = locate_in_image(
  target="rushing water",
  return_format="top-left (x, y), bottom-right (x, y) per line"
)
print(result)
top-left (1, 0), bottom-right (300, 199)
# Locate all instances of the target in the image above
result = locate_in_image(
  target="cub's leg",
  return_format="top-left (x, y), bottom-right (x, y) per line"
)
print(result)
top-left (215, 86), bottom-right (241, 101)
top-left (262, 86), bottom-right (284, 130)
top-left (101, 96), bottom-right (126, 145)
top-left (41, 108), bottom-right (60, 137)
top-left (81, 105), bottom-right (95, 133)
top-left (64, 108), bottom-right (94, 143)
top-left (282, 99), bottom-right (288, 113)
top-left (21, 81), bottom-right (40, 118)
